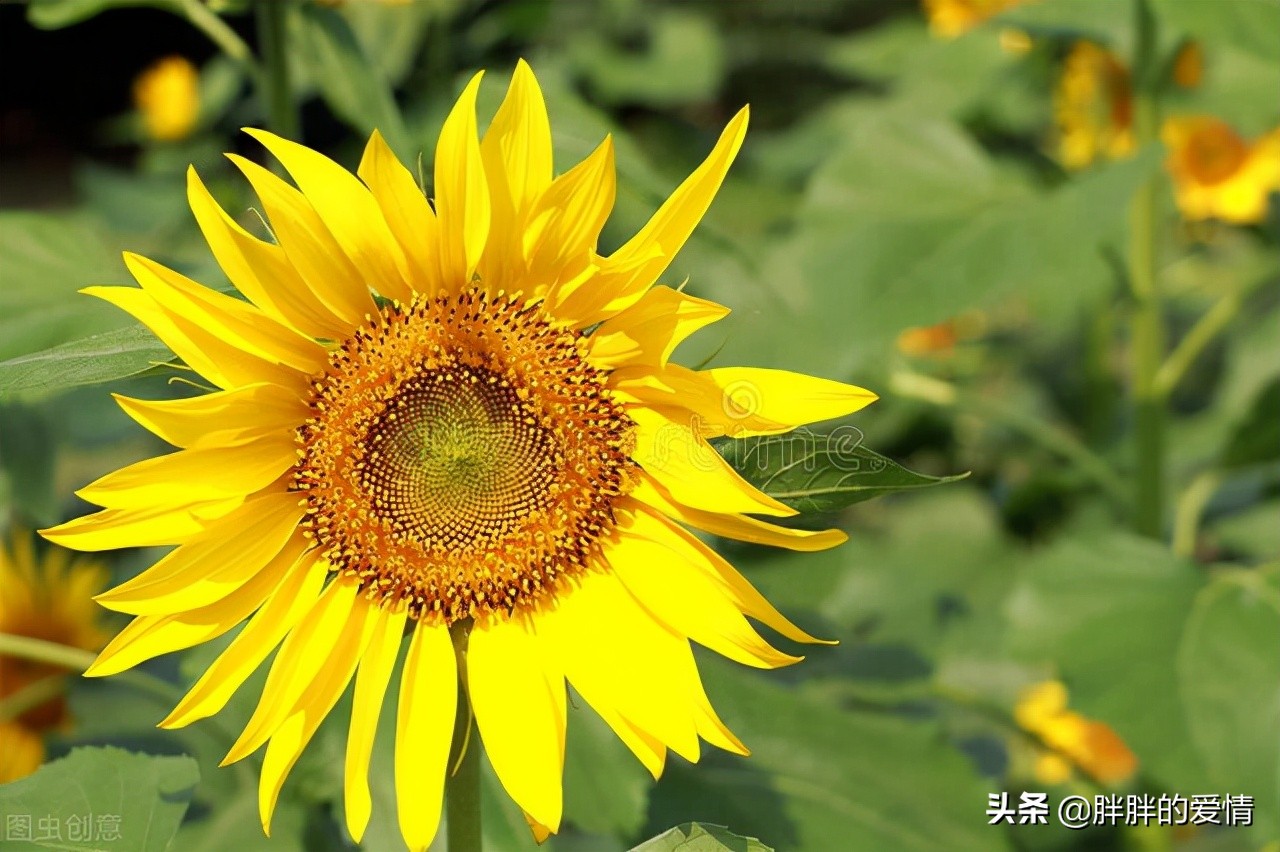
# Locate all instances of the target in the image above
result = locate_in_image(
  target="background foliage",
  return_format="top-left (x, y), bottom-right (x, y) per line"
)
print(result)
top-left (0, 0), bottom-right (1277, 850)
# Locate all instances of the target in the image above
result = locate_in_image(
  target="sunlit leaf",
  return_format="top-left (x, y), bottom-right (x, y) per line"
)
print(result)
top-left (631, 822), bottom-right (772, 852)
top-left (715, 431), bottom-right (965, 514)
top-left (0, 747), bottom-right (198, 852)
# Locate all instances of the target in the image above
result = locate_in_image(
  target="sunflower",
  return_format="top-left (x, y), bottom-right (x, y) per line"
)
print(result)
top-left (42, 63), bottom-right (874, 847)
top-left (1162, 116), bottom-right (1280, 224)
top-left (1054, 41), bottom-right (1134, 170)
top-left (0, 531), bottom-right (109, 783)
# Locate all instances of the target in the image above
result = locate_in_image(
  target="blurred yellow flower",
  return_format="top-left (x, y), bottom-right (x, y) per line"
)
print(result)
top-left (0, 532), bottom-right (108, 783)
top-left (133, 56), bottom-right (200, 142)
top-left (1163, 116), bottom-right (1280, 224)
top-left (43, 61), bottom-right (873, 849)
top-left (1015, 681), bottom-right (1138, 785)
top-left (1055, 41), bottom-right (1134, 170)
top-left (922, 0), bottom-right (1027, 38)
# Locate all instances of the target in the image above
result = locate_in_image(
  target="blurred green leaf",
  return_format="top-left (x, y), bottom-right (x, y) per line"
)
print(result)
top-left (646, 658), bottom-right (1010, 852)
top-left (0, 212), bottom-right (131, 363)
top-left (568, 10), bottom-right (726, 108)
top-left (0, 747), bottom-right (198, 851)
top-left (1006, 533), bottom-right (1212, 791)
top-left (295, 3), bottom-right (413, 159)
top-left (1220, 376), bottom-right (1280, 468)
top-left (631, 822), bottom-right (772, 852)
top-left (1177, 568), bottom-right (1280, 842)
top-left (764, 114), bottom-right (1158, 376)
top-left (0, 325), bottom-right (172, 400)
top-left (715, 432), bottom-right (965, 514)
top-left (1152, 0), bottom-right (1280, 62)
top-left (0, 403), bottom-right (57, 524)
top-left (564, 700), bottom-right (653, 839)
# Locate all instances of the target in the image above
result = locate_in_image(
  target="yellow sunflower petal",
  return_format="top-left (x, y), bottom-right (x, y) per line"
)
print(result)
top-left (434, 72), bottom-right (490, 289)
top-left (610, 503), bottom-right (801, 669)
top-left (394, 621), bottom-right (456, 852)
top-left (478, 59), bottom-right (553, 291)
top-left (638, 502), bottom-right (835, 646)
top-left (542, 571), bottom-right (700, 762)
top-left (345, 603), bottom-right (407, 843)
top-left (592, 702), bottom-right (668, 780)
top-left (525, 136), bottom-right (615, 291)
top-left (555, 106), bottom-right (748, 323)
top-left (126, 253), bottom-right (322, 377)
top-left (357, 130), bottom-right (441, 294)
top-left (187, 167), bottom-right (349, 340)
top-left (258, 595), bottom-right (377, 834)
top-left (469, 616), bottom-right (565, 831)
top-left (82, 286), bottom-right (234, 390)
top-left (41, 502), bottom-right (222, 551)
top-left (588, 285), bottom-right (729, 369)
top-left (75, 436), bottom-right (295, 511)
top-left (246, 128), bottom-right (413, 303)
top-left (113, 383), bottom-right (307, 450)
top-left (614, 364), bottom-right (877, 437)
top-left (228, 153), bottom-right (378, 328)
top-left (84, 534), bottom-right (305, 677)
top-left (225, 579), bottom-right (362, 764)
top-left (628, 405), bottom-right (795, 517)
top-left (631, 471), bottom-right (846, 552)
top-left (160, 551), bottom-right (326, 729)
top-left (94, 496), bottom-right (305, 614)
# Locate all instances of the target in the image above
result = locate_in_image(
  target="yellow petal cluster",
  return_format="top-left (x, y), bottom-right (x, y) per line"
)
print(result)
top-left (1055, 41), bottom-right (1134, 170)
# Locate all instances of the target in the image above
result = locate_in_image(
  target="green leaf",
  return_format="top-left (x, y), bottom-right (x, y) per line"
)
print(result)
top-left (631, 822), bottom-right (772, 852)
top-left (1006, 532), bottom-right (1212, 791)
top-left (0, 403), bottom-right (57, 524)
top-left (645, 658), bottom-right (1009, 852)
top-left (564, 698), bottom-right (653, 839)
top-left (0, 325), bottom-right (172, 400)
top-left (0, 746), bottom-right (198, 851)
top-left (0, 212), bottom-right (131, 364)
top-left (568, 10), bottom-right (726, 108)
top-left (714, 431), bottom-right (964, 514)
top-left (758, 115), bottom-right (1158, 376)
top-left (1152, 0), bottom-right (1280, 62)
top-left (296, 3), bottom-right (413, 160)
top-left (1177, 569), bottom-right (1280, 842)
top-left (1220, 376), bottom-right (1280, 468)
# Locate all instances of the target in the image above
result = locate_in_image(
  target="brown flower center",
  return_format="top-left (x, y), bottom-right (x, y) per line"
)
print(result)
top-left (295, 289), bottom-right (635, 625)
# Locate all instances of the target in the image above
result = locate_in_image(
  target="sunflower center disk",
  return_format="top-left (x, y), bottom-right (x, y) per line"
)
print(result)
top-left (295, 290), bottom-right (635, 625)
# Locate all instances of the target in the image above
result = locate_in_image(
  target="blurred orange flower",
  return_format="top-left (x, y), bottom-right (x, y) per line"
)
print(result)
top-left (1015, 681), bottom-right (1138, 785)
top-left (0, 532), bottom-right (109, 782)
top-left (1163, 116), bottom-right (1280, 224)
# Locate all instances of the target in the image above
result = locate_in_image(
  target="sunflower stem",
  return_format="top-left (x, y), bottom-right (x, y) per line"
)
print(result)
top-left (1128, 0), bottom-right (1166, 539)
top-left (445, 620), bottom-right (482, 851)
top-left (255, 0), bottom-right (298, 141)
